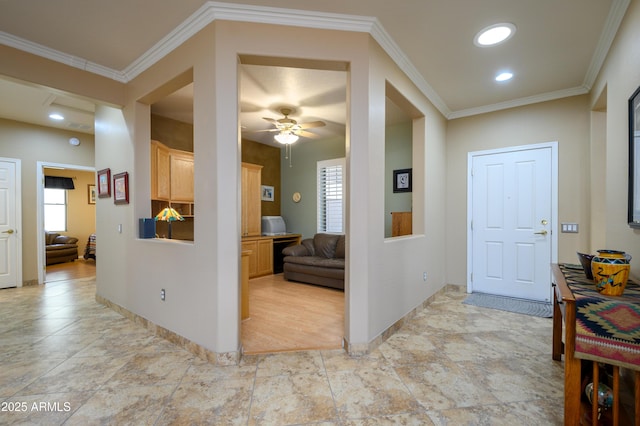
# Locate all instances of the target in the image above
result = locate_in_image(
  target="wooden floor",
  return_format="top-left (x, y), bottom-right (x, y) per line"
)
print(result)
top-left (241, 274), bottom-right (345, 354)
top-left (43, 262), bottom-right (343, 354)
top-left (45, 259), bottom-right (96, 282)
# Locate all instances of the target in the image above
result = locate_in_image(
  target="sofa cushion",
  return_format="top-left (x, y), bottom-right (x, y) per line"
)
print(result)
top-left (47, 244), bottom-right (78, 251)
top-left (282, 244), bottom-right (310, 257)
top-left (284, 261), bottom-right (344, 279)
top-left (53, 235), bottom-right (79, 245)
top-left (335, 235), bottom-right (345, 259)
top-left (302, 238), bottom-right (315, 256)
top-left (313, 233), bottom-right (340, 258)
top-left (45, 232), bottom-right (60, 245)
top-left (283, 255), bottom-right (344, 270)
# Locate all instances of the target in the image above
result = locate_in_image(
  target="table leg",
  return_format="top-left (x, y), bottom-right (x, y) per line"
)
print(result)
top-left (553, 289), bottom-right (562, 361)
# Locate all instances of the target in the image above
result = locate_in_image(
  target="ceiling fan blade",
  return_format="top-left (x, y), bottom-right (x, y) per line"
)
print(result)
top-left (244, 128), bottom-right (279, 133)
top-left (296, 129), bottom-right (321, 138)
top-left (298, 120), bottom-right (326, 129)
top-left (262, 117), bottom-right (278, 124)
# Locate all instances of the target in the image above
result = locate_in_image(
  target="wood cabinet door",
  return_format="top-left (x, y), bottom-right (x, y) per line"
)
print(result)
top-left (151, 140), bottom-right (171, 200)
top-left (241, 163), bottom-right (262, 237)
top-left (256, 239), bottom-right (273, 276)
top-left (170, 151), bottom-right (194, 202)
top-left (241, 240), bottom-right (258, 278)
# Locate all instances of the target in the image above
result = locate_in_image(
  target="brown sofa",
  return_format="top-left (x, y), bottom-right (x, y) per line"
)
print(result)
top-left (45, 231), bottom-right (79, 265)
top-left (282, 233), bottom-right (345, 290)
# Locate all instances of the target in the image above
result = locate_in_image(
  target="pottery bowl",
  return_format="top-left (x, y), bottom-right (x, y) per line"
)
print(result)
top-left (577, 252), bottom-right (594, 280)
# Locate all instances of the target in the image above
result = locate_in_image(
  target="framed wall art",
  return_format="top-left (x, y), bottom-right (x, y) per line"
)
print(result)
top-left (97, 168), bottom-right (111, 198)
top-left (629, 85), bottom-right (640, 228)
top-left (261, 185), bottom-right (274, 202)
top-left (393, 168), bottom-right (412, 193)
top-left (88, 184), bottom-right (96, 204)
top-left (113, 172), bottom-right (129, 205)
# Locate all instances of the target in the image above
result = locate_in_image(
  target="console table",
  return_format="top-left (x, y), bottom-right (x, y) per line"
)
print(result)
top-left (552, 263), bottom-right (640, 425)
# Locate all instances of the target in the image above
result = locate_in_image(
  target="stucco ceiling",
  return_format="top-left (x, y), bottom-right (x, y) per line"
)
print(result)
top-left (0, 0), bottom-right (628, 143)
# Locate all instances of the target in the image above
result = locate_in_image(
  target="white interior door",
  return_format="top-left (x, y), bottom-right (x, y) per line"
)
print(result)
top-left (0, 159), bottom-right (21, 289)
top-left (470, 145), bottom-right (554, 302)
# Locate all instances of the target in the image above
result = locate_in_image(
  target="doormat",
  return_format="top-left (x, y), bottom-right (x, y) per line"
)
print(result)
top-left (463, 292), bottom-right (552, 318)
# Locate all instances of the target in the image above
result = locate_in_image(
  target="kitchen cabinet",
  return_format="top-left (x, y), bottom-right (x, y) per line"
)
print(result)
top-left (241, 162), bottom-right (262, 237)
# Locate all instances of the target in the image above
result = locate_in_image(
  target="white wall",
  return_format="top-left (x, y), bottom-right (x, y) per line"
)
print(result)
top-left (591, 0), bottom-right (640, 276)
top-left (446, 96), bottom-right (592, 286)
top-left (94, 20), bottom-right (449, 354)
top-left (0, 118), bottom-right (94, 283)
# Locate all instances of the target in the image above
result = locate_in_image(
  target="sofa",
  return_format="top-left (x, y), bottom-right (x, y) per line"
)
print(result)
top-left (282, 233), bottom-right (345, 290)
top-left (45, 231), bottom-right (79, 265)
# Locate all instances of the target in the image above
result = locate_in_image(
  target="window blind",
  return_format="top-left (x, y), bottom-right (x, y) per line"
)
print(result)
top-left (317, 159), bottom-right (344, 233)
top-left (44, 176), bottom-right (75, 190)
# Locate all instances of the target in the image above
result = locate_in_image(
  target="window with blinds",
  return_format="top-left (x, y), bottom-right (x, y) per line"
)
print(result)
top-left (317, 158), bottom-right (345, 233)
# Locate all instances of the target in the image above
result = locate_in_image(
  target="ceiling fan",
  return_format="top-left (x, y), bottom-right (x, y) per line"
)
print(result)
top-left (259, 107), bottom-right (326, 144)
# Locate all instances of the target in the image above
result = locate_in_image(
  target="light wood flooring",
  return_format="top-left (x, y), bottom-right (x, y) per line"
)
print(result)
top-left (241, 274), bottom-right (345, 354)
top-left (45, 259), bottom-right (96, 282)
top-left (44, 262), bottom-right (343, 354)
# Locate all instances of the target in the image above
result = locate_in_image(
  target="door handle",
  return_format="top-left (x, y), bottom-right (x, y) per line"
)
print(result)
top-left (2, 229), bottom-right (14, 234)
top-left (534, 230), bottom-right (548, 235)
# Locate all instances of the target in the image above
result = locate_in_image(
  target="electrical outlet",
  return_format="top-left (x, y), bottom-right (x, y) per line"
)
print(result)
top-left (160, 289), bottom-right (166, 301)
top-left (423, 272), bottom-right (428, 281)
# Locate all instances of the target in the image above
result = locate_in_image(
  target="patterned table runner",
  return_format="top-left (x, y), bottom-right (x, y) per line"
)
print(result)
top-left (560, 264), bottom-right (640, 370)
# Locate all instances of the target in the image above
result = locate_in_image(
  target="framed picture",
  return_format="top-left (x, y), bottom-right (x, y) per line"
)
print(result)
top-left (393, 168), bottom-right (412, 193)
top-left (261, 185), bottom-right (274, 202)
top-left (113, 172), bottom-right (129, 205)
top-left (88, 184), bottom-right (96, 204)
top-left (629, 85), bottom-right (640, 228)
top-left (97, 168), bottom-right (111, 198)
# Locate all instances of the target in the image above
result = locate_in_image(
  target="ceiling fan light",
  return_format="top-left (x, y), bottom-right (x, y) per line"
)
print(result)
top-left (274, 132), bottom-right (299, 144)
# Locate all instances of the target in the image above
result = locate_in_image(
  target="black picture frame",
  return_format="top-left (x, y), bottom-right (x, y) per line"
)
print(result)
top-left (629, 86), bottom-right (640, 228)
top-left (393, 168), bottom-right (412, 193)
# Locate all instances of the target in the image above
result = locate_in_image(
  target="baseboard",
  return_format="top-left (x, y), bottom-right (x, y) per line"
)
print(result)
top-left (343, 284), bottom-right (461, 356)
top-left (95, 294), bottom-right (240, 365)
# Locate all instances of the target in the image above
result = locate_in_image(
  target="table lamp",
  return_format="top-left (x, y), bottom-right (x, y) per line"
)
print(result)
top-left (155, 206), bottom-right (184, 239)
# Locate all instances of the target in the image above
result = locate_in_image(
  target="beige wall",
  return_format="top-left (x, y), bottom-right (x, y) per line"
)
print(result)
top-left (0, 117), bottom-right (94, 284)
top-left (91, 20), bottom-right (448, 355)
top-left (44, 168), bottom-right (96, 255)
top-left (446, 96), bottom-right (592, 287)
top-left (590, 0), bottom-right (640, 277)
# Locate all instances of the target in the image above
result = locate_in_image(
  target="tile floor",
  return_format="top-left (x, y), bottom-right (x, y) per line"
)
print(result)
top-left (0, 276), bottom-right (566, 425)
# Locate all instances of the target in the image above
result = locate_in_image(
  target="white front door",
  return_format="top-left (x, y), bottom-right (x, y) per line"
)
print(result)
top-left (470, 144), bottom-right (555, 302)
top-left (0, 159), bottom-right (21, 289)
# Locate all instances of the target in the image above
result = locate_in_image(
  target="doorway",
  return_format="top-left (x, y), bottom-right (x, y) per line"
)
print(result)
top-left (37, 162), bottom-right (96, 284)
top-left (238, 57), bottom-right (348, 353)
top-left (467, 142), bottom-right (558, 302)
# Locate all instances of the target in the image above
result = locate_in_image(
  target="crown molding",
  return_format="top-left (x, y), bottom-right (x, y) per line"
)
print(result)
top-left (0, 0), bottom-right (628, 120)
top-left (448, 86), bottom-right (589, 120)
top-left (0, 1), bottom-right (451, 118)
top-left (582, 0), bottom-right (630, 90)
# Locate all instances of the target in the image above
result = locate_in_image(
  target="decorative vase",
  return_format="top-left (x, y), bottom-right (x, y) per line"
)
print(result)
top-left (591, 250), bottom-right (631, 296)
top-left (585, 382), bottom-right (614, 408)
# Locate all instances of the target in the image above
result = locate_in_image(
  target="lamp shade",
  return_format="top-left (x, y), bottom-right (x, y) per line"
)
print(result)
top-left (155, 207), bottom-right (184, 222)
top-left (274, 132), bottom-right (299, 144)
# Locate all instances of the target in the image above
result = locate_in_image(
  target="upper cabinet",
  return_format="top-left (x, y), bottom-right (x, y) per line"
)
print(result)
top-left (242, 162), bottom-right (263, 237)
top-left (151, 140), bottom-right (171, 200)
top-left (151, 139), bottom-right (194, 207)
top-left (170, 150), bottom-right (194, 202)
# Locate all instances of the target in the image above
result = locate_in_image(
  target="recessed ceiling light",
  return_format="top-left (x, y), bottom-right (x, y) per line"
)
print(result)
top-left (495, 72), bottom-right (514, 82)
top-left (49, 113), bottom-right (64, 120)
top-left (475, 23), bottom-right (516, 47)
